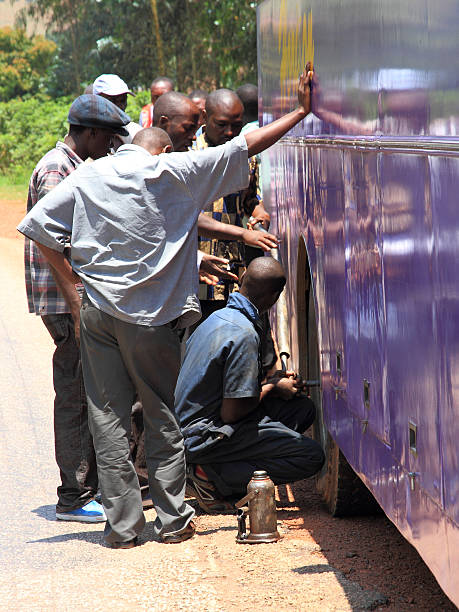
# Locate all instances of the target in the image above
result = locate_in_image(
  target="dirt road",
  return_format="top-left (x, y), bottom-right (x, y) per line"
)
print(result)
top-left (0, 197), bottom-right (455, 611)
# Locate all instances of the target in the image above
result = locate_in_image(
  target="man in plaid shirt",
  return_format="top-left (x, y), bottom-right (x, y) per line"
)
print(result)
top-left (25, 94), bottom-right (130, 522)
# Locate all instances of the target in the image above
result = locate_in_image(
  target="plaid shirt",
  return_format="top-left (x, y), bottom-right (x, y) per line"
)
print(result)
top-left (195, 132), bottom-right (260, 300)
top-left (24, 141), bottom-right (83, 315)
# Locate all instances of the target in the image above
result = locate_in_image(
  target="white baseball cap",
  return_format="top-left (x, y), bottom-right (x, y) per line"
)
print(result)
top-left (93, 74), bottom-right (135, 97)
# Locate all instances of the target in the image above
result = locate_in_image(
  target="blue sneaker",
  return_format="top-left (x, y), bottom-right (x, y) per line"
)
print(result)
top-left (56, 500), bottom-right (106, 523)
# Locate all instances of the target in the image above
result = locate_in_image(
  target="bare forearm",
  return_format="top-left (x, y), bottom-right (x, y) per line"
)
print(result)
top-left (198, 214), bottom-right (244, 240)
top-left (198, 214), bottom-right (278, 251)
top-left (220, 396), bottom-right (259, 424)
top-left (245, 107), bottom-right (308, 157)
top-left (36, 242), bottom-right (81, 311)
top-left (260, 383), bottom-right (275, 401)
top-left (50, 269), bottom-right (81, 315)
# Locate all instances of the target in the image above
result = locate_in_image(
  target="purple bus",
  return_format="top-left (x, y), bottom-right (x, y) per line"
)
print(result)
top-left (257, 0), bottom-right (459, 605)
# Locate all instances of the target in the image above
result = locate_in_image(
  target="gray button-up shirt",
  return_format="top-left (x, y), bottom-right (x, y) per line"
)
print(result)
top-left (18, 135), bottom-right (249, 327)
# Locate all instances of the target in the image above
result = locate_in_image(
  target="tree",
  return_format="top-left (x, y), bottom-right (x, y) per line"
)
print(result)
top-left (15, 0), bottom-right (259, 94)
top-left (15, 0), bottom-right (113, 95)
top-left (0, 27), bottom-right (56, 101)
top-left (197, 1), bottom-right (258, 88)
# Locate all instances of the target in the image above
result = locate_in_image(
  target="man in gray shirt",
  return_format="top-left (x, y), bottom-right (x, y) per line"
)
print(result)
top-left (17, 68), bottom-right (313, 549)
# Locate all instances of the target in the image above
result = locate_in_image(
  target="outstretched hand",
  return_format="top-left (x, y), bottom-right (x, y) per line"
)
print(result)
top-left (244, 62), bottom-right (314, 158)
top-left (199, 253), bottom-right (238, 286)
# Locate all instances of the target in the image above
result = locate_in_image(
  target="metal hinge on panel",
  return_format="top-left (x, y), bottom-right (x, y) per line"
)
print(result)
top-left (333, 385), bottom-right (345, 400)
top-left (363, 379), bottom-right (370, 410)
top-left (336, 351), bottom-right (343, 377)
top-left (409, 422), bottom-right (417, 456)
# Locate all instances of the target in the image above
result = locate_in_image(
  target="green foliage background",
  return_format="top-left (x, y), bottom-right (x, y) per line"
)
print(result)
top-left (1, 1), bottom-right (259, 178)
top-left (0, 95), bottom-right (70, 178)
top-left (0, 91), bottom-right (151, 179)
top-left (0, 27), bottom-right (56, 100)
top-left (13, 0), bottom-right (258, 94)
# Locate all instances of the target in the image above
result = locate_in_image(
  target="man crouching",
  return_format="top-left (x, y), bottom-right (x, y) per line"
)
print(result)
top-left (175, 257), bottom-right (325, 513)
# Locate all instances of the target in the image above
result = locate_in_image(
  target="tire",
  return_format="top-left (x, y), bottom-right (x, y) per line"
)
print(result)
top-left (297, 241), bottom-right (380, 517)
top-left (314, 432), bottom-right (381, 517)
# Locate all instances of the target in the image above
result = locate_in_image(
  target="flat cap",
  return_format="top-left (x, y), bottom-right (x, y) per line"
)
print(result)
top-left (67, 94), bottom-right (131, 136)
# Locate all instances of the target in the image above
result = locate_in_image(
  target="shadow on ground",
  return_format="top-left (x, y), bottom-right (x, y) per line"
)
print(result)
top-left (275, 479), bottom-right (456, 611)
top-left (26, 527), bottom-right (103, 546)
top-left (31, 505), bottom-right (59, 522)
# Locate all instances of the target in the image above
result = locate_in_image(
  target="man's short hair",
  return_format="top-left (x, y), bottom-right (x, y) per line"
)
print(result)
top-left (189, 89), bottom-right (207, 101)
top-left (152, 91), bottom-right (191, 124)
top-left (68, 124), bottom-right (87, 136)
top-left (236, 84), bottom-right (258, 121)
top-left (205, 89), bottom-right (243, 118)
top-left (151, 76), bottom-right (174, 89)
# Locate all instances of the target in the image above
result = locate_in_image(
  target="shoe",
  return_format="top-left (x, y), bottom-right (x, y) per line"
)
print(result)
top-left (186, 466), bottom-right (235, 515)
top-left (161, 521), bottom-right (196, 544)
top-left (109, 537), bottom-right (138, 549)
top-left (56, 500), bottom-right (106, 523)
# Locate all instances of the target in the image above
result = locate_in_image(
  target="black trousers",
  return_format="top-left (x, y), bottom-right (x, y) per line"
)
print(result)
top-left (42, 314), bottom-right (98, 512)
top-left (188, 395), bottom-right (325, 498)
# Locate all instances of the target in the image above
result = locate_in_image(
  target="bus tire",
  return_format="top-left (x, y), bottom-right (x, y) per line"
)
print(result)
top-left (314, 431), bottom-right (381, 517)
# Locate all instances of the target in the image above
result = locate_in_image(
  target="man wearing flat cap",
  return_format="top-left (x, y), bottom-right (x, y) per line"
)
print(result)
top-left (23, 94), bottom-right (130, 523)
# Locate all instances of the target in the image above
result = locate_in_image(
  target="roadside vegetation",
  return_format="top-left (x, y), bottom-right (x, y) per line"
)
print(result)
top-left (1, 1), bottom-right (257, 181)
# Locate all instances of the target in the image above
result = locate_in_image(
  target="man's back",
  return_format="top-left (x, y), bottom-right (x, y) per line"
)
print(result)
top-left (175, 293), bottom-right (262, 455)
top-left (20, 136), bottom-right (249, 327)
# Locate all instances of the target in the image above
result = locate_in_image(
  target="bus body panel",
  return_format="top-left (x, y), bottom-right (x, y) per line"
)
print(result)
top-left (258, 0), bottom-right (459, 604)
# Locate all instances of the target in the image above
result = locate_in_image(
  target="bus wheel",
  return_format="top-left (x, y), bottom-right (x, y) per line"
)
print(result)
top-left (314, 433), bottom-right (380, 517)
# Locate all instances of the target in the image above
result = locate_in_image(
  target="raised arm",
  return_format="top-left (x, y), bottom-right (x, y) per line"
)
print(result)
top-left (244, 66), bottom-right (313, 158)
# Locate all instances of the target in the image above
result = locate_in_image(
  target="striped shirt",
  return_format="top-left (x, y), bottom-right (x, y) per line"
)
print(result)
top-left (24, 141), bottom-right (82, 315)
top-left (195, 132), bottom-right (260, 301)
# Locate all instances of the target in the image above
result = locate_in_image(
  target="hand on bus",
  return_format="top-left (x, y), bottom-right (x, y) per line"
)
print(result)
top-left (298, 62), bottom-right (314, 116)
top-left (241, 228), bottom-right (278, 251)
top-left (244, 65), bottom-right (314, 157)
top-left (242, 227), bottom-right (278, 250)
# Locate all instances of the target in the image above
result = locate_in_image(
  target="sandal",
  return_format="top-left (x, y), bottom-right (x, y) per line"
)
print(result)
top-left (186, 465), bottom-right (235, 515)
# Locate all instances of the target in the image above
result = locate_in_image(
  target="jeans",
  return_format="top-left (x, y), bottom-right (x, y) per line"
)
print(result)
top-left (41, 314), bottom-right (98, 512)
